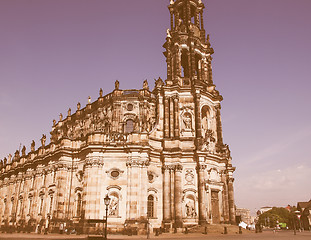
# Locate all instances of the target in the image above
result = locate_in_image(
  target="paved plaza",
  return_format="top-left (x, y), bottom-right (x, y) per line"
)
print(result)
top-left (0, 231), bottom-right (311, 240)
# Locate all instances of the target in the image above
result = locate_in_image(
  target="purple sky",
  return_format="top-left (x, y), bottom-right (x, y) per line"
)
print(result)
top-left (0, 0), bottom-right (310, 214)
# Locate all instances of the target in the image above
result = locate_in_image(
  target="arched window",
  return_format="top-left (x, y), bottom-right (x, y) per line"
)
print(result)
top-left (147, 195), bottom-right (154, 218)
top-left (124, 119), bottom-right (134, 133)
top-left (39, 196), bottom-right (44, 215)
top-left (76, 193), bottom-right (82, 217)
top-left (181, 50), bottom-right (189, 78)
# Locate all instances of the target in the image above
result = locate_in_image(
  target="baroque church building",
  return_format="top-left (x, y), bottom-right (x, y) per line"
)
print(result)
top-left (0, 0), bottom-right (235, 233)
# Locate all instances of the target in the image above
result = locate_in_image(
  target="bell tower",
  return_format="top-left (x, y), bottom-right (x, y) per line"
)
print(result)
top-left (155, 0), bottom-right (236, 228)
top-left (163, 0), bottom-right (214, 89)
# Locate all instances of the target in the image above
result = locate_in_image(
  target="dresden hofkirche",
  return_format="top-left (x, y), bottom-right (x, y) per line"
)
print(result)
top-left (0, 0), bottom-right (236, 233)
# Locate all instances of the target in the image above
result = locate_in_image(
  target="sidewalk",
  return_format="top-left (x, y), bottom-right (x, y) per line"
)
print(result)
top-left (0, 231), bottom-right (310, 240)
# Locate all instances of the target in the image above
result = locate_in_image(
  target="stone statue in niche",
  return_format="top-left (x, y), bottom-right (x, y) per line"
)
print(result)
top-left (148, 117), bottom-right (156, 132)
top-left (183, 113), bottom-right (192, 130)
top-left (67, 125), bottom-right (74, 138)
top-left (185, 200), bottom-right (196, 218)
top-left (109, 196), bottom-right (119, 216)
top-left (134, 116), bottom-right (140, 132)
top-left (75, 170), bottom-right (83, 182)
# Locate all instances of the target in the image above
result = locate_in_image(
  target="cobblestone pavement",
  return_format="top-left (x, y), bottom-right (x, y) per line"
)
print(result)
top-left (0, 231), bottom-right (310, 240)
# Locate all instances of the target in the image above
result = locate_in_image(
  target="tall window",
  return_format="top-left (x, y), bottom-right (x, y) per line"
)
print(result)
top-left (28, 198), bottom-right (33, 216)
top-left (76, 193), bottom-right (82, 217)
top-left (49, 195), bottom-right (53, 215)
top-left (39, 197), bottom-right (44, 215)
top-left (10, 198), bottom-right (14, 216)
top-left (147, 195), bottom-right (154, 218)
top-left (124, 119), bottom-right (134, 133)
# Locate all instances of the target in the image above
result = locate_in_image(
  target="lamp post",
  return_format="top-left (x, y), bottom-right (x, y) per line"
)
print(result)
top-left (104, 194), bottom-right (111, 240)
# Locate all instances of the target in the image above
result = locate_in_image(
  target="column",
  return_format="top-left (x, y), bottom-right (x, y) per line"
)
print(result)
top-left (170, 167), bottom-right (175, 220)
top-left (174, 165), bottom-right (183, 227)
top-left (228, 177), bottom-right (235, 224)
top-left (162, 165), bottom-right (171, 223)
top-left (197, 164), bottom-right (207, 224)
top-left (221, 172), bottom-right (230, 223)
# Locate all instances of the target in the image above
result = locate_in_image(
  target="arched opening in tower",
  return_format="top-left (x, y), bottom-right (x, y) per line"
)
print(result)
top-left (195, 54), bottom-right (202, 79)
top-left (181, 49), bottom-right (189, 78)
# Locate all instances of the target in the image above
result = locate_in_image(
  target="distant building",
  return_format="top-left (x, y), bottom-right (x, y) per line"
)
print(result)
top-left (235, 208), bottom-right (251, 225)
top-left (257, 207), bottom-right (273, 216)
top-left (297, 200), bottom-right (311, 230)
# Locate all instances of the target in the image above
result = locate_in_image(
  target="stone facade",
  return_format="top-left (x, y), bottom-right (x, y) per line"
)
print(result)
top-left (0, 0), bottom-right (235, 233)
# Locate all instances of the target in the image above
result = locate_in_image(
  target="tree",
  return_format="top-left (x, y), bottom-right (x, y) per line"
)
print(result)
top-left (258, 207), bottom-right (296, 229)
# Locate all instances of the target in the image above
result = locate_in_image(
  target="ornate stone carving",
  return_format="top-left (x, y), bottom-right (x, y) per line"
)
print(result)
top-left (143, 80), bottom-right (149, 90)
top-left (115, 80), bottom-right (119, 90)
top-left (185, 169), bottom-right (194, 185)
top-left (106, 168), bottom-right (124, 180)
top-left (155, 77), bottom-right (164, 88)
top-left (31, 140), bottom-right (35, 152)
top-left (85, 157), bottom-right (104, 167)
top-left (40, 134), bottom-right (46, 147)
top-left (126, 159), bottom-right (149, 167)
top-left (21, 146), bottom-right (26, 156)
top-left (183, 113), bottom-right (192, 130)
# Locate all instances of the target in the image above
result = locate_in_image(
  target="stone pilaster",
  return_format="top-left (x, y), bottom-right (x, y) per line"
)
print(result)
top-left (126, 159), bottom-right (149, 221)
top-left (169, 97), bottom-right (174, 138)
top-left (164, 97), bottom-right (170, 138)
top-left (162, 165), bottom-right (171, 223)
top-left (83, 157), bottom-right (104, 220)
top-left (173, 97), bottom-right (179, 138)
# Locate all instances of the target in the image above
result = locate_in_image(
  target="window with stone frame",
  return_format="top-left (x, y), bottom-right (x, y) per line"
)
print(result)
top-left (124, 119), bottom-right (134, 133)
top-left (75, 192), bottom-right (82, 217)
top-left (147, 195), bottom-right (155, 218)
top-left (38, 195), bottom-right (44, 215)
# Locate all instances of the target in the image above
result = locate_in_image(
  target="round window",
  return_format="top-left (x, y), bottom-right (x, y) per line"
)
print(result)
top-left (148, 173), bottom-right (154, 182)
top-left (111, 170), bottom-right (120, 178)
top-left (127, 104), bottom-right (133, 111)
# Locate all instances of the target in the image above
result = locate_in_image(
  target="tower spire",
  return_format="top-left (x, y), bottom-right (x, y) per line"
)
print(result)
top-left (164, 0), bottom-right (215, 90)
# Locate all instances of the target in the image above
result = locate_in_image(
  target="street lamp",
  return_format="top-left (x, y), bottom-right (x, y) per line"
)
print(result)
top-left (104, 194), bottom-right (111, 240)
